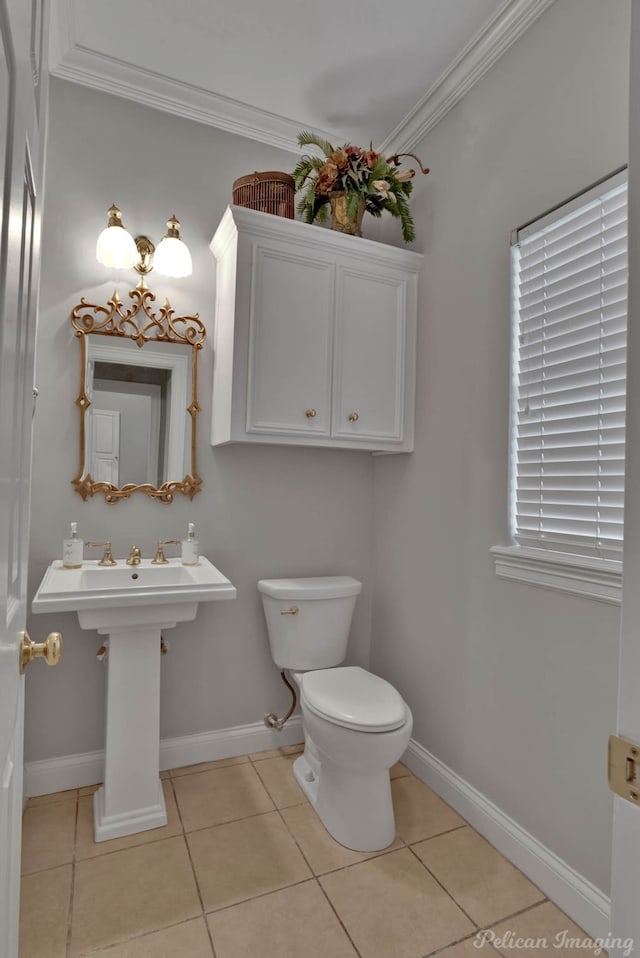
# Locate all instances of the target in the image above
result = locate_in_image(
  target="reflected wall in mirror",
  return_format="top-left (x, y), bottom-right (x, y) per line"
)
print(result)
top-left (70, 280), bottom-right (206, 504)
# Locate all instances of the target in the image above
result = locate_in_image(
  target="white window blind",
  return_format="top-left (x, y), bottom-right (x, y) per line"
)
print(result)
top-left (510, 174), bottom-right (628, 560)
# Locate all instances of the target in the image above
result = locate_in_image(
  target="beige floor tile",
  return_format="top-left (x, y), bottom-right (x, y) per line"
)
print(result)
top-left (75, 780), bottom-right (183, 860)
top-left (252, 755), bottom-right (307, 808)
top-left (83, 917), bottom-right (214, 957)
top-left (21, 797), bottom-right (77, 875)
top-left (413, 827), bottom-right (544, 926)
top-left (320, 847), bottom-right (474, 958)
top-left (280, 802), bottom-right (403, 875)
top-left (169, 755), bottom-right (249, 777)
top-left (207, 879), bottom-right (358, 958)
top-left (249, 743), bottom-right (304, 761)
top-left (173, 763), bottom-right (274, 832)
top-left (392, 775), bottom-right (465, 843)
top-left (19, 864), bottom-right (72, 958)
top-left (70, 836), bottom-right (201, 956)
top-left (26, 788), bottom-right (78, 808)
top-left (489, 901), bottom-right (600, 956)
top-left (188, 810), bottom-right (311, 910)
top-left (390, 761), bottom-right (412, 779)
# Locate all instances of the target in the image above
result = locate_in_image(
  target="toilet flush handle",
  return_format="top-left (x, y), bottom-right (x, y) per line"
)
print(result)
top-left (280, 606), bottom-right (299, 615)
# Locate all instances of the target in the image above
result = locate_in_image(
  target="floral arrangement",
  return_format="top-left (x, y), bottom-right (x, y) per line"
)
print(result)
top-left (292, 131), bottom-right (428, 243)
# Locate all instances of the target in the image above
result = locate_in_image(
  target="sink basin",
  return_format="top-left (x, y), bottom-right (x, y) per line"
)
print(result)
top-left (32, 557), bottom-right (237, 614)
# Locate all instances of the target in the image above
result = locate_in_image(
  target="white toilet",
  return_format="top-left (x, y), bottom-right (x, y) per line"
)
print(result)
top-left (258, 575), bottom-right (413, 852)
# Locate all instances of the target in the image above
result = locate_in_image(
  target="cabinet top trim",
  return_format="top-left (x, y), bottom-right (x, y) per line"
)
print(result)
top-left (210, 206), bottom-right (423, 272)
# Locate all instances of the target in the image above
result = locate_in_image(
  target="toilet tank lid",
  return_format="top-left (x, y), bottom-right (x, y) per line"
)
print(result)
top-left (257, 576), bottom-right (362, 600)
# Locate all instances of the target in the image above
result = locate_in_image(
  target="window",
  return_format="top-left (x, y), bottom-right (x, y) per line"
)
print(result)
top-left (492, 171), bottom-right (628, 603)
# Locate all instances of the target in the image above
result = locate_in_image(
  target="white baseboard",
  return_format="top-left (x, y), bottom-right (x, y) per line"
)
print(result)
top-left (23, 716), bottom-right (304, 797)
top-left (404, 739), bottom-right (611, 943)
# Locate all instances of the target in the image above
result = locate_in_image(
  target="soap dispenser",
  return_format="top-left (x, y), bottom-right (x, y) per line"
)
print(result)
top-left (62, 522), bottom-right (84, 569)
top-left (181, 522), bottom-right (199, 566)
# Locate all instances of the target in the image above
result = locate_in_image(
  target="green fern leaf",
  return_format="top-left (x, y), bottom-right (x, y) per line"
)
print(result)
top-left (297, 131), bottom-right (335, 158)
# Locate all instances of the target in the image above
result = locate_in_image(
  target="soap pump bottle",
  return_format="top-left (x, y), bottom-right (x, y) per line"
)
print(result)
top-left (181, 522), bottom-right (199, 566)
top-left (62, 522), bottom-right (83, 569)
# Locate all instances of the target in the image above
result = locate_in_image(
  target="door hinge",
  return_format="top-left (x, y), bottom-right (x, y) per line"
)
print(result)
top-left (608, 734), bottom-right (640, 804)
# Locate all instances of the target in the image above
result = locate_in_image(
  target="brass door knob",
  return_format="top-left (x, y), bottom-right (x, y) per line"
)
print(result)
top-left (305, 409), bottom-right (317, 419)
top-left (347, 412), bottom-right (359, 423)
top-left (20, 630), bottom-right (63, 674)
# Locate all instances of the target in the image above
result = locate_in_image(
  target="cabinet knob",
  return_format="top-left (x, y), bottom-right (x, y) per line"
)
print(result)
top-left (347, 412), bottom-right (359, 423)
top-left (305, 409), bottom-right (317, 419)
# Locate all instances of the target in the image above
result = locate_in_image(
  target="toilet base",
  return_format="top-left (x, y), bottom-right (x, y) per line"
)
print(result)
top-left (293, 753), bottom-right (396, 852)
top-left (293, 753), bottom-right (319, 804)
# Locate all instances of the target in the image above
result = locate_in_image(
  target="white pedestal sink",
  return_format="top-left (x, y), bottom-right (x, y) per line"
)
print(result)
top-left (32, 557), bottom-right (236, 841)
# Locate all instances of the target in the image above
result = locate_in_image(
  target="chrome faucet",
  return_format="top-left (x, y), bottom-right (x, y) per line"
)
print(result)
top-left (126, 546), bottom-right (142, 566)
top-left (152, 539), bottom-right (180, 565)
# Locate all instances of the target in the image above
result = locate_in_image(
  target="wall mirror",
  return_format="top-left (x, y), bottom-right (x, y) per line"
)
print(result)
top-left (70, 280), bottom-right (206, 503)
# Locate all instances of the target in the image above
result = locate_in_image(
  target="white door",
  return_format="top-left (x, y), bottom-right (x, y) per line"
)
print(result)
top-left (610, 1), bottom-right (640, 952)
top-left (89, 408), bottom-right (121, 485)
top-left (0, 1), bottom-right (50, 956)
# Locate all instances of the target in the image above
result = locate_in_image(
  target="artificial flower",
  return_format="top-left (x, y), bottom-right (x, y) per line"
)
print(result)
top-left (292, 132), bottom-right (428, 243)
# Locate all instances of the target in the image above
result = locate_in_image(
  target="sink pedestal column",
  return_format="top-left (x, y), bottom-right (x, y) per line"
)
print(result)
top-left (93, 626), bottom-right (167, 842)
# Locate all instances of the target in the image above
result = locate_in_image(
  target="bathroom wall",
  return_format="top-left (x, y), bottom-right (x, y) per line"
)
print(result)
top-left (26, 79), bottom-right (375, 763)
top-left (370, 0), bottom-right (629, 895)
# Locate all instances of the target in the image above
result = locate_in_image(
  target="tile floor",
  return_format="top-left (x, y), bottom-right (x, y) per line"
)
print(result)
top-left (20, 747), bottom-right (600, 958)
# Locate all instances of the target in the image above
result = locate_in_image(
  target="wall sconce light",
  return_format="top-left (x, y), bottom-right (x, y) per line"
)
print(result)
top-left (96, 204), bottom-right (193, 278)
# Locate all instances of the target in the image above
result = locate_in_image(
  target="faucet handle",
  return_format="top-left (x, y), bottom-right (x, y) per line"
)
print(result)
top-left (86, 541), bottom-right (117, 566)
top-left (151, 540), bottom-right (180, 565)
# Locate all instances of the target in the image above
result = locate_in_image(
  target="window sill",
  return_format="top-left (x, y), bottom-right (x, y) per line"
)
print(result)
top-left (490, 545), bottom-right (622, 605)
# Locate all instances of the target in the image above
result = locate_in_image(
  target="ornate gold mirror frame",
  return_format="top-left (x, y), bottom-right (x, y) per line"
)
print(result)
top-left (71, 279), bottom-right (206, 504)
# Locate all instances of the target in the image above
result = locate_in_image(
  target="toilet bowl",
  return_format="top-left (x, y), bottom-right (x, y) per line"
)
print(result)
top-left (257, 577), bottom-right (413, 852)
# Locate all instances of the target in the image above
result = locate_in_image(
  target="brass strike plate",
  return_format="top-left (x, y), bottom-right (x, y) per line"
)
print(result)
top-left (608, 735), bottom-right (640, 804)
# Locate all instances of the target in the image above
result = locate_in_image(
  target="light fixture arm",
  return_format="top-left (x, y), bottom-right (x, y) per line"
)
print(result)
top-left (133, 235), bottom-right (155, 274)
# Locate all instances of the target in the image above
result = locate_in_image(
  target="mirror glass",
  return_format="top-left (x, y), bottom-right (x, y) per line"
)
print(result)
top-left (71, 282), bottom-right (205, 504)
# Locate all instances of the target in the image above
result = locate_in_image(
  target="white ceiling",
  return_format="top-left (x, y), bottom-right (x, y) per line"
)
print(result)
top-left (49, 0), bottom-right (556, 154)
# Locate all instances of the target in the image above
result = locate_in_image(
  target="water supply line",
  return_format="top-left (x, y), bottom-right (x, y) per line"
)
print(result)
top-left (264, 670), bottom-right (297, 731)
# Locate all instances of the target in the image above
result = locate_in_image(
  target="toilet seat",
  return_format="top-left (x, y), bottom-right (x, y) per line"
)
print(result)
top-left (301, 666), bottom-right (407, 732)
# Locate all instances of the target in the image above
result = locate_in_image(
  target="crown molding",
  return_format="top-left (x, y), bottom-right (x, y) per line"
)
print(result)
top-left (211, 205), bottom-right (423, 271)
top-left (49, 0), bottom-right (557, 156)
top-left (50, 43), bottom-right (320, 154)
top-left (379, 0), bottom-right (558, 153)
top-left (48, 0), bottom-right (75, 73)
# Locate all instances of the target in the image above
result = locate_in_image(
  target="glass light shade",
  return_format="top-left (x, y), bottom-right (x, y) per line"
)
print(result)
top-left (153, 236), bottom-right (193, 278)
top-left (96, 225), bottom-right (139, 269)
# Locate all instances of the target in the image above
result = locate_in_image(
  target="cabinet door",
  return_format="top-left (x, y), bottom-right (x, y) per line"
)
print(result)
top-left (332, 265), bottom-right (406, 443)
top-left (247, 246), bottom-right (334, 436)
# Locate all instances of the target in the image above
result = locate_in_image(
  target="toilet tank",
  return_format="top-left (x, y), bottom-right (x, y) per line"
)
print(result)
top-left (257, 576), bottom-right (362, 670)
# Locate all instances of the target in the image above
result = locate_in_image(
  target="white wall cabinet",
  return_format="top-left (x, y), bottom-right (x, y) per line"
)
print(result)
top-left (210, 206), bottom-right (422, 453)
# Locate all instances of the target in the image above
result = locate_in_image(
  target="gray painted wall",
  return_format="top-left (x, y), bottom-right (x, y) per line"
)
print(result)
top-left (26, 79), bottom-right (374, 763)
top-left (370, 0), bottom-right (629, 894)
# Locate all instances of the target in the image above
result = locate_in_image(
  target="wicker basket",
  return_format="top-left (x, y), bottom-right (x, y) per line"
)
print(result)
top-left (232, 171), bottom-right (295, 219)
